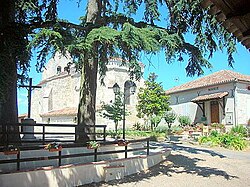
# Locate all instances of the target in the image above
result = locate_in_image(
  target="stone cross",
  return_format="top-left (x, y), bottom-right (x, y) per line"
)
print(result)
top-left (19, 78), bottom-right (41, 118)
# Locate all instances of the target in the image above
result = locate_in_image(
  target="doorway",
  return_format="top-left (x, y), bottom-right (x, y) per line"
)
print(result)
top-left (210, 101), bottom-right (219, 123)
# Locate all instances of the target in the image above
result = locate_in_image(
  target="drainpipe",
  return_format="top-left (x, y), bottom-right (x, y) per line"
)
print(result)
top-left (233, 80), bottom-right (237, 126)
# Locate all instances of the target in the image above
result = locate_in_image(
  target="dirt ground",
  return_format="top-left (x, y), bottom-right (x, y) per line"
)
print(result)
top-left (81, 142), bottom-right (250, 187)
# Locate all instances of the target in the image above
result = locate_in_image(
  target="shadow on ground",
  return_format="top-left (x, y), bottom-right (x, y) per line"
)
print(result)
top-left (170, 143), bottom-right (226, 158)
top-left (79, 144), bottom-right (238, 187)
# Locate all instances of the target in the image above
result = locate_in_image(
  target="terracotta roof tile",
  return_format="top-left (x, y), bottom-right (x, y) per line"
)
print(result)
top-left (166, 70), bottom-right (250, 94)
top-left (191, 92), bottom-right (228, 102)
top-left (40, 107), bottom-right (77, 117)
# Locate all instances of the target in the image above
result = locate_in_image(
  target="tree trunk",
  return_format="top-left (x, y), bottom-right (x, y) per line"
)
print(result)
top-left (0, 0), bottom-right (21, 146)
top-left (76, 57), bottom-right (98, 142)
top-left (76, 0), bottom-right (101, 143)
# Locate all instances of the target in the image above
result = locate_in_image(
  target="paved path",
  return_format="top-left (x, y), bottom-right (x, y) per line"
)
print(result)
top-left (81, 142), bottom-right (250, 187)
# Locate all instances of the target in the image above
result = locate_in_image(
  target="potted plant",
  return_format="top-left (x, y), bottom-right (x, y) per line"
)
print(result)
top-left (3, 145), bottom-right (19, 155)
top-left (44, 142), bottom-right (62, 152)
top-left (87, 141), bottom-right (100, 149)
top-left (117, 139), bottom-right (129, 146)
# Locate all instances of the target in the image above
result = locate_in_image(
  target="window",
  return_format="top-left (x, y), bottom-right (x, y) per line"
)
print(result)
top-left (57, 66), bottom-right (61, 74)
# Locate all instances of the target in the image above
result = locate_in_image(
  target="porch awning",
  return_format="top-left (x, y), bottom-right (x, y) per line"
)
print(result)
top-left (191, 92), bottom-right (228, 103)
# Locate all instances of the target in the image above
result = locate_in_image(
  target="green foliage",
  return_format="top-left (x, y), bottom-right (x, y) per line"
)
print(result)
top-left (199, 133), bottom-right (248, 151)
top-left (230, 125), bottom-right (248, 137)
top-left (178, 115), bottom-right (191, 127)
top-left (107, 130), bottom-right (122, 139)
top-left (87, 141), bottom-right (100, 149)
top-left (100, 92), bottom-right (126, 137)
top-left (164, 111), bottom-right (177, 129)
top-left (170, 125), bottom-right (184, 135)
top-left (132, 122), bottom-right (144, 131)
top-left (154, 125), bottom-right (168, 133)
top-left (210, 130), bottom-right (220, 137)
top-left (136, 73), bottom-right (171, 130)
top-left (150, 115), bottom-right (163, 129)
top-left (125, 130), bottom-right (165, 139)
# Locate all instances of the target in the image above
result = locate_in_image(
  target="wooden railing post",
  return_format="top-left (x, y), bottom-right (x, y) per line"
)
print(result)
top-left (147, 138), bottom-right (150, 155)
top-left (125, 145), bottom-right (128, 158)
top-left (58, 150), bottom-right (62, 167)
top-left (94, 148), bottom-right (97, 162)
top-left (17, 151), bottom-right (20, 171)
top-left (103, 126), bottom-right (106, 142)
top-left (42, 124), bottom-right (45, 144)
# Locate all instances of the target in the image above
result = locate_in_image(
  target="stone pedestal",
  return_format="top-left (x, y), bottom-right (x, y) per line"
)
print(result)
top-left (22, 118), bottom-right (36, 139)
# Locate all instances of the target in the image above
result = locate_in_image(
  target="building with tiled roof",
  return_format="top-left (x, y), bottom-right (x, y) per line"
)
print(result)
top-left (166, 70), bottom-right (250, 127)
top-left (30, 53), bottom-right (145, 130)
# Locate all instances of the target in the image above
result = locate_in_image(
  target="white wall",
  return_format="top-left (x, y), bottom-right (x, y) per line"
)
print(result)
top-left (235, 82), bottom-right (250, 125)
top-left (168, 83), bottom-right (236, 125)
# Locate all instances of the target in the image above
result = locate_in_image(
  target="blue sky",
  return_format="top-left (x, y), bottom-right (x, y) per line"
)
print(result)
top-left (17, 1), bottom-right (250, 114)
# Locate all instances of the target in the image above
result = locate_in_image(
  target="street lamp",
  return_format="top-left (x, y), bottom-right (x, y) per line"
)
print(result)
top-left (112, 80), bottom-right (136, 139)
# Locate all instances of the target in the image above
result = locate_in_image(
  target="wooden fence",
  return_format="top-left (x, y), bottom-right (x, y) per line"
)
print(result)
top-left (0, 138), bottom-right (150, 172)
top-left (1, 123), bottom-right (107, 146)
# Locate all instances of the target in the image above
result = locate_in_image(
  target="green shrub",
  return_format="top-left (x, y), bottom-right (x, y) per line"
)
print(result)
top-left (210, 130), bottom-right (220, 137)
top-left (198, 136), bottom-right (211, 144)
top-left (132, 122), bottom-right (144, 131)
top-left (170, 125), bottom-right (183, 135)
top-left (199, 133), bottom-right (247, 150)
top-left (178, 115), bottom-right (191, 127)
top-left (126, 130), bottom-right (151, 137)
top-left (155, 125), bottom-right (168, 133)
top-left (230, 125), bottom-right (247, 137)
top-left (107, 130), bottom-right (122, 138)
top-left (164, 111), bottom-right (177, 129)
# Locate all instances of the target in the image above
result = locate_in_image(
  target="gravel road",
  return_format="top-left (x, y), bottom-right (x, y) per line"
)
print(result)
top-left (81, 142), bottom-right (250, 187)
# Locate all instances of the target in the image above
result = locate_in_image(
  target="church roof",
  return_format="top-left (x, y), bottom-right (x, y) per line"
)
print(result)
top-left (166, 70), bottom-right (250, 94)
top-left (40, 107), bottom-right (77, 117)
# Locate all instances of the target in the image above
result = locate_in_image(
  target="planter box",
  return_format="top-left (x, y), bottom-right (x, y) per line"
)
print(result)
top-left (49, 147), bottom-right (62, 152)
top-left (117, 140), bottom-right (129, 146)
top-left (117, 142), bottom-right (129, 146)
top-left (3, 150), bottom-right (19, 155)
top-left (87, 146), bottom-right (98, 149)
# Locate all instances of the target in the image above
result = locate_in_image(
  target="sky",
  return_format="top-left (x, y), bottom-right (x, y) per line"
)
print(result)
top-left (17, 0), bottom-right (250, 115)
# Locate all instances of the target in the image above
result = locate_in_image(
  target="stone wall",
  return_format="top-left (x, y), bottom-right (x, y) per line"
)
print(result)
top-left (31, 54), bottom-right (145, 129)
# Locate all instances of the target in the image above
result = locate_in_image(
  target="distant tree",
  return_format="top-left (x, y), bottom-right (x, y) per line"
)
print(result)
top-left (164, 111), bottom-right (177, 129)
top-left (137, 73), bottom-right (171, 130)
top-left (150, 115), bottom-right (163, 130)
top-left (100, 92), bottom-right (127, 138)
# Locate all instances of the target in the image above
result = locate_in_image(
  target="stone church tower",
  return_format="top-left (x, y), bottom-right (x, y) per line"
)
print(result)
top-left (31, 53), bottom-right (145, 130)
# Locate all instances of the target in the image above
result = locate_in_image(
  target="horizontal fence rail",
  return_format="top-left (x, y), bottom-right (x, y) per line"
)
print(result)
top-left (0, 138), bottom-right (150, 173)
top-left (0, 123), bottom-right (107, 146)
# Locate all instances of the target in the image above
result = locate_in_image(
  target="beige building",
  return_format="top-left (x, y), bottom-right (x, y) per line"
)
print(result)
top-left (166, 70), bottom-right (250, 127)
top-left (31, 53), bottom-right (145, 130)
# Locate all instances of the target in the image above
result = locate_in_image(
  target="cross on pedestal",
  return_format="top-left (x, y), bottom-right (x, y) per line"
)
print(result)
top-left (19, 78), bottom-right (41, 118)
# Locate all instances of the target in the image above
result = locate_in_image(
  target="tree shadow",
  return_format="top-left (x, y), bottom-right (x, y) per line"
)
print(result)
top-left (79, 152), bottom-right (238, 187)
top-left (148, 142), bottom-right (226, 158)
top-left (170, 144), bottom-right (226, 158)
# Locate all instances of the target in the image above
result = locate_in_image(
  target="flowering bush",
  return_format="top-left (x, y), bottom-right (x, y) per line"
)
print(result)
top-left (4, 145), bottom-right (19, 152)
top-left (87, 141), bottom-right (100, 149)
top-left (44, 142), bottom-right (62, 151)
